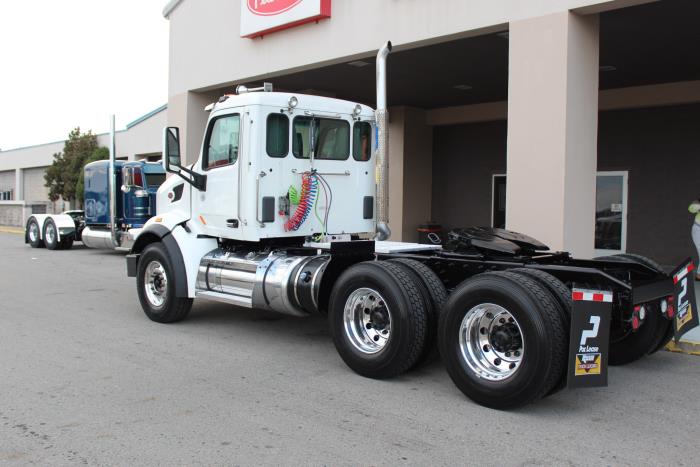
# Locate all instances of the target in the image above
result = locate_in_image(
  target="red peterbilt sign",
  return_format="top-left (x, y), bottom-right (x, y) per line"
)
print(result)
top-left (241, 0), bottom-right (331, 38)
top-left (247, 0), bottom-right (302, 16)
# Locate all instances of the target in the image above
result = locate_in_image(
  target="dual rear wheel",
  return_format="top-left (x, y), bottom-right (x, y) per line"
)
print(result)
top-left (27, 218), bottom-right (74, 250)
top-left (329, 261), bottom-right (570, 409)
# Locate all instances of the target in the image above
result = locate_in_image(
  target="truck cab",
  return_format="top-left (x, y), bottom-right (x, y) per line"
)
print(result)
top-left (82, 159), bottom-right (165, 248)
top-left (157, 91), bottom-right (377, 242)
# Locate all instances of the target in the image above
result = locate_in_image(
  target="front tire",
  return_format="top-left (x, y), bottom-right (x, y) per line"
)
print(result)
top-left (137, 243), bottom-right (193, 323)
top-left (328, 261), bottom-right (428, 379)
top-left (438, 271), bottom-right (567, 409)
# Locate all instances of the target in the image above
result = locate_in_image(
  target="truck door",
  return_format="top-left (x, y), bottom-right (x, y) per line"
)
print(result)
top-left (192, 111), bottom-right (242, 237)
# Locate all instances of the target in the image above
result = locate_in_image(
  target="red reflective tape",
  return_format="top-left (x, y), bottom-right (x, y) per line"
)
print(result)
top-left (673, 263), bottom-right (695, 283)
top-left (572, 289), bottom-right (613, 302)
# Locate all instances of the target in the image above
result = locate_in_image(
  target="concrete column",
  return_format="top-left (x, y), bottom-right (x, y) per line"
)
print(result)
top-left (506, 11), bottom-right (599, 258)
top-left (14, 168), bottom-right (23, 201)
top-left (386, 106), bottom-right (434, 242)
top-left (167, 91), bottom-right (214, 166)
top-left (387, 107), bottom-right (406, 240)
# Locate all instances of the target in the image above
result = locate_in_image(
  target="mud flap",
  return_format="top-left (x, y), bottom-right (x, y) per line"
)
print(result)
top-left (567, 289), bottom-right (612, 389)
top-left (672, 260), bottom-right (698, 342)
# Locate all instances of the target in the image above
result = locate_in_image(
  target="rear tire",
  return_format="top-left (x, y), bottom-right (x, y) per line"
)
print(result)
top-left (27, 219), bottom-right (44, 248)
top-left (438, 271), bottom-right (567, 409)
top-left (596, 254), bottom-right (673, 363)
top-left (137, 242), bottom-right (193, 323)
top-left (43, 219), bottom-right (60, 250)
top-left (509, 268), bottom-right (571, 396)
top-left (388, 258), bottom-right (447, 366)
top-left (328, 261), bottom-right (428, 379)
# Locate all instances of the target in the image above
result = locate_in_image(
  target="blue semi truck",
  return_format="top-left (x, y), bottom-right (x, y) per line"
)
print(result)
top-left (25, 117), bottom-right (165, 251)
top-left (25, 160), bottom-right (165, 251)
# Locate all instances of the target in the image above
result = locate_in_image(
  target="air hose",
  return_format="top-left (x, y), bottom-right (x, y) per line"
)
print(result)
top-left (285, 172), bottom-right (318, 231)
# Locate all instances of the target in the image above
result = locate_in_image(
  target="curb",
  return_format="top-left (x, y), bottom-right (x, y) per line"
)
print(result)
top-left (666, 340), bottom-right (700, 356)
top-left (0, 226), bottom-right (23, 235)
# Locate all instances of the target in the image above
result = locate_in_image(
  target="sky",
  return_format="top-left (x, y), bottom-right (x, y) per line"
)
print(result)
top-left (0, 0), bottom-right (169, 151)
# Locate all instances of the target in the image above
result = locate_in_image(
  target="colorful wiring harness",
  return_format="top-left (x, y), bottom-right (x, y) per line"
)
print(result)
top-left (284, 171), bottom-right (333, 236)
top-left (285, 172), bottom-right (318, 231)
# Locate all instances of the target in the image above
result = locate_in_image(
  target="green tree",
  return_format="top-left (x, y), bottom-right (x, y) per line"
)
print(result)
top-left (75, 146), bottom-right (109, 204)
top-left (44, 128), bottom-right (103, 208)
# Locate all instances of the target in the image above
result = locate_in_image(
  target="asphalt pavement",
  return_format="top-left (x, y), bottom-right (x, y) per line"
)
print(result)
top-left (1, 231), bottom-right (699, 466)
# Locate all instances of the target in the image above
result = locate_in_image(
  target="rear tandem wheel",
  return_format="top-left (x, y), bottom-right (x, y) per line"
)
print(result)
top-left (438, 271), bottom-right (568, 409)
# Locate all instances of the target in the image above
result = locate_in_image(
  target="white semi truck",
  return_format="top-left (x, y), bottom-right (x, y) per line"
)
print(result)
top-left (126, 42), bottom-right (697, 409)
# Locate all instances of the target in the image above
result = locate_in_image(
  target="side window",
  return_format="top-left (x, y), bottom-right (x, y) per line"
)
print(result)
top-left (267, 113), bottom-right (289, 157)
top-left (204, 114), bottom-right (241, 169)
top-left (353, 122), bottom-right (372, 161)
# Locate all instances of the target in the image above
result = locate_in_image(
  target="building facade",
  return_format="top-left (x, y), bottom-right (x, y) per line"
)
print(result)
top-left (161, 0), bottom-right (700, 265)
top-left (0, 105), bottom-right (166, 226)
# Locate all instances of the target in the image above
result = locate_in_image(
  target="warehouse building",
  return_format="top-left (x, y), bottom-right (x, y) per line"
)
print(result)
top-left (0, 105), bottom-right (166, 226)
top-left (162, 0), bottom-right (699, 265)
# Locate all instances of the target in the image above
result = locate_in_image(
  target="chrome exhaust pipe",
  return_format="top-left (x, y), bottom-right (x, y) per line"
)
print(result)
top-left (375, 41), bottom-right (392, 241)
top-left (108, 115), bottom-right (120, 248)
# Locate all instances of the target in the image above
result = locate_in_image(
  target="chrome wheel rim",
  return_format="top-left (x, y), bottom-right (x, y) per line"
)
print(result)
top-left (29, 223), bottom-right (38, 242)
top-left (343, 287), bottom-right (391, 354)
top-left (144, 260), bottom-right (168, 308)
top-left (45, 223), bottom-right (55, 244)
top-left (459, 303), bottom-right (524, 381)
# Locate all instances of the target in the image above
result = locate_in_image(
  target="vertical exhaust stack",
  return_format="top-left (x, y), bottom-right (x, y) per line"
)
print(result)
top-left (375, 41), bottom-right (392, 241)
top-left (108, 115), bottom-right (120, 247)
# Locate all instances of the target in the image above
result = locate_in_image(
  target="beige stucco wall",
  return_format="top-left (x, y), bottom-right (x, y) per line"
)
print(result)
top-left (166, 0), bottom-right (652, 97)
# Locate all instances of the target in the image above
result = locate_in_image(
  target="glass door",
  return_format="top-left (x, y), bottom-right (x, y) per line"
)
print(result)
top-left (594, 171), bottom-right (628, 256)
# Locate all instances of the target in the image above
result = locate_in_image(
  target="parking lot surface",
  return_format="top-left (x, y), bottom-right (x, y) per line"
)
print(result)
top-left (1, 231), bottom-right (699, 466)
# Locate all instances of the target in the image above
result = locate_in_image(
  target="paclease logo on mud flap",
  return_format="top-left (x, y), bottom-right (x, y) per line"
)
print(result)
top-left (248, 0), bottom-right (303, 16)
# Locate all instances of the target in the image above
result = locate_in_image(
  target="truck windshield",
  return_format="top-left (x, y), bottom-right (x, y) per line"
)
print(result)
top-left (293, 117), bottom-right (349, 160)
top-left (145, 173), bottom-right (166, 187)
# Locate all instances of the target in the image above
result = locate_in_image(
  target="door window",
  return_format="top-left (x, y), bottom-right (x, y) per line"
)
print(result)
top-left (595, 172), bottom-right (628, 253)
top-left (204, 114), bottom-right (241, 169)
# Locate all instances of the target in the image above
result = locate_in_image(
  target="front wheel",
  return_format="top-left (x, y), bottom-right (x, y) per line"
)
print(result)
top-left (136, 243), bottom-right (192, 323)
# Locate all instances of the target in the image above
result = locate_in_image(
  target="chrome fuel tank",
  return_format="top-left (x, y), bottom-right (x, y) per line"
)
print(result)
top-left (195, 248), bottom-right (329, 317)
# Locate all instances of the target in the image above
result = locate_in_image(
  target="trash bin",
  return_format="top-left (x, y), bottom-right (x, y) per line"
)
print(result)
top-left (417, 222), bottom-right (444, 245)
